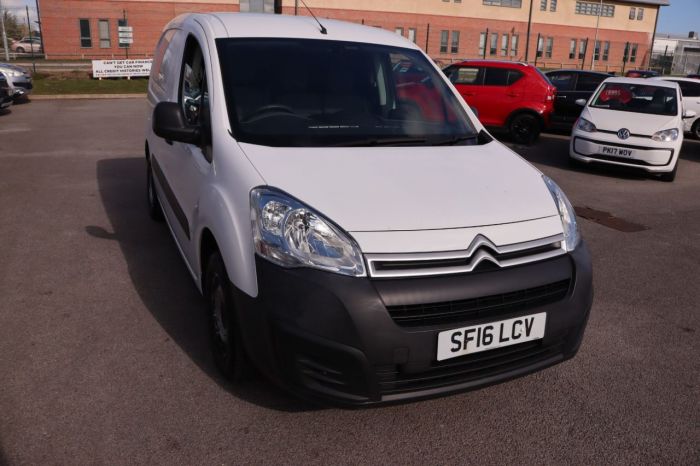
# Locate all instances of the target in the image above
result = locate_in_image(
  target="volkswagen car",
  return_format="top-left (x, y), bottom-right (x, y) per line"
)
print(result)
top-left (570, 77), bottom-right (695, 182)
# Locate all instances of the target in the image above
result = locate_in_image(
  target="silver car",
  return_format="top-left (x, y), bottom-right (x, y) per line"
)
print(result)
top-left (0, 63), bottom-right (33, 100)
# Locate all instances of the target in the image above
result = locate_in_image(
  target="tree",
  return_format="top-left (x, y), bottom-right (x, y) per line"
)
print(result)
top-left (2, 10), bottom-right (31, 40)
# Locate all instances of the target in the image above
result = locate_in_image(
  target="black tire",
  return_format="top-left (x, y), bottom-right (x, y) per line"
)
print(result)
top-left (15, 47), bottom-right (25, 53)
top-left (205, 252), bottom-right (249, 382)
top-left (509, 113), bottom-right (541, 145)
top-left (692, 120), bottom-right (700, 140)
top-left (146, 159), bottom-right (164, 221)
top-left (658, 163), bottom-right (678, 182)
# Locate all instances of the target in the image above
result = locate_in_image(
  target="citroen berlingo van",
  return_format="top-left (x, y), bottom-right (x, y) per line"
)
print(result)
top-left (145, 13), bottom-right (593, 406)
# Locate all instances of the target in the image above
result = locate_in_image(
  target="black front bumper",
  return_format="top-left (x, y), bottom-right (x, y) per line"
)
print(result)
top-left (233, 244), bottom-right (593, 406)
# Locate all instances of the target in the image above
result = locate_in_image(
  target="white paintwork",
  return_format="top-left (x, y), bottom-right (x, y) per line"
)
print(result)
top-left (651, 76), bottom-right (700, 133)
top-left (569, 77), bottom-right (685, 174)
top-left (144, 13), bottom-right (566, 298)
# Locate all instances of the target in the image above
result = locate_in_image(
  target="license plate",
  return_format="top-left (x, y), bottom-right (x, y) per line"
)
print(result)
top-left (436, 313), bottom-right (547, 361)
top-left (600, 145), bottom-right (634, 157)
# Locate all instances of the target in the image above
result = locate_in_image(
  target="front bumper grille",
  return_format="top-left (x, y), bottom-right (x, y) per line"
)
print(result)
top-left (376, 338), bottom-right (566, 395)
top-left (14, 82), bottom-right (32, 90)
top-left (386, 279), bottom-right (570, 327)
top-left (365, 234), bottom-right (566, 278)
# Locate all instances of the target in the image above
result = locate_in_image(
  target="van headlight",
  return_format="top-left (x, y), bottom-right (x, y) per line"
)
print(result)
top-left (576, 118), bottom-right (596, 133)
top-left (251, 187), bottom-right (366, 277)
top-left (651, 128), bottom-right (679, 142)
top-left (543, 176), bottom-right (580, 252)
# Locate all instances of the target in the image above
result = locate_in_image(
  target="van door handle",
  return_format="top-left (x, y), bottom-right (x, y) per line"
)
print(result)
top-left (462, 92), bottom-right (475, 96)
top-left (506, 92), bottom-right (521, 97)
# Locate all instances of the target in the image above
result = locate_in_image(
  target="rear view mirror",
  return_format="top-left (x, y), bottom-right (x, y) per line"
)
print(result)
top-left (153, 101), bottom-right (201, 145)
top-left (575, 99), bottom-right (587, 107)
top-left (683, 109), bottom-right (697, 119)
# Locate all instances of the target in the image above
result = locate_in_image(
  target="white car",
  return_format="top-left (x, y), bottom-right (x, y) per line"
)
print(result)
top-left (570, 77), bottom-right (696, 182)
top-left (145, 13), bottom-right (593, 405)
top-left (651, 76), bottom-right (700, 139)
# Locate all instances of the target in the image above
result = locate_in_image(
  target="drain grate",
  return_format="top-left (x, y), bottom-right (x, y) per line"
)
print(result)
top-left (575, 206), bottom-right (649, 232)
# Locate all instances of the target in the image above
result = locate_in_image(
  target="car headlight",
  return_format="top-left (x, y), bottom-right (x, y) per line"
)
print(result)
top-left (5, 70), bottom-right (22, 77)
top-left (576, 118), bottom-right (596, 133)
top-left (651, 128), bottom-right (679, 142)
top-left (543, 176), bottom-right (580, 252)
top-left (251, 187), bottom-right (366, 277)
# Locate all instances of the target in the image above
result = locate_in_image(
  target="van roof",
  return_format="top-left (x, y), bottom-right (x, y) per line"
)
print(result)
top-left (171, 12), bottom-right (419, 49)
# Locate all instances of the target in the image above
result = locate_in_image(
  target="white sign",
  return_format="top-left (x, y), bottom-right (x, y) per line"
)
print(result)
top-left (118, 32), bottom-right (133, 39)
top-left (92, 59), bottom-right (152, 78)
top-left (119, 38), bottom-right (134, 45)
top-left (118, 26), bottom-right (133, 32)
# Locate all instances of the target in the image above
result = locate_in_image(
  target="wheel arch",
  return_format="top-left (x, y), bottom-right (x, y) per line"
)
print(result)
top-left (506, 108), bottom-right (545, 129)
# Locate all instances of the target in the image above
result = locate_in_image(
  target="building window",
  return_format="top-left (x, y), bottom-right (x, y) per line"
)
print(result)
top-left (629, 8), bottom-right (636, 20)
top-left (579, 39), bottom-right (587, 59)
top-left (408, 28), bottom-right (417, 43)
top-left (602, 41), bottom-right (610, 61)
top-left (545, 37), bottom-right (553, 58)
top-left (395, 27), bottom-right (404, 36)
top-left (569, 39), bottom-right (577, 59)
top-left (540, 0), bottom-right (547, 11)
top-left (479, 32), bottom-right (486, 56)
top-left (593, 40), bottom-right (600, 60)
top-left (490, 32), bottom-right (498, 55)
top-left (637, 8), bottom-right (644, 20)
top-left (536, 36), bottom-right (544, 58)
top-left (98, 19), bottom-right (110, 48)
top-left (79, 19), bottom-right (91, 48)
top-left (483, 0), bottom-right (522, 7)
top-left (440, 30), bottom-right (449, 53)
top-left (451, 31), bottom-right (460, 53)
top-left (501, 34), bottom-right (509, 56)
top-left (575, 1), bottom-right (614, 17)
top-left (511, 34), bottom-right (519, 56)
top-left (550, 0), bottom-right (557, 12)
top-left (630, 43), bottom-right (638, 63)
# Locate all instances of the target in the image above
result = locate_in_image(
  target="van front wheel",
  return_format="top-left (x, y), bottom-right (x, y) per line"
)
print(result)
top-left (205, 252), bottom-right (249, 382)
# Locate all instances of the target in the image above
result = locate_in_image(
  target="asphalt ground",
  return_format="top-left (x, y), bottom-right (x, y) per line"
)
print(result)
top-left (0, 99), bottom-right (698, 465)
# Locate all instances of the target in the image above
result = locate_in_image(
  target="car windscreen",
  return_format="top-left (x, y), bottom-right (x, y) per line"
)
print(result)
top-left (590, 83), bottom-right (678, 116)
top-left (216, 38), bottom-right (477, 147)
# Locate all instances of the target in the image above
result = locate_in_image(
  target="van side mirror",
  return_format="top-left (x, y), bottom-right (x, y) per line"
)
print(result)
top-left (683, 109), bottom-right (697, 119)
top-left (575, 99), bottom-right (587, 107)
top-left (153, 101), bottom-right (201, 145)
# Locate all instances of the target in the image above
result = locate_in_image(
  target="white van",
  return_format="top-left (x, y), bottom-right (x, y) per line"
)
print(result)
top-left (145, 13), bottom-right (592, 406)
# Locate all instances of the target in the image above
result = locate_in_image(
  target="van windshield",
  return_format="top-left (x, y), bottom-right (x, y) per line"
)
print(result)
top-left (216, 38), bottom-right (477, 147)
top-left (590, 83), bottom-right (678, 116)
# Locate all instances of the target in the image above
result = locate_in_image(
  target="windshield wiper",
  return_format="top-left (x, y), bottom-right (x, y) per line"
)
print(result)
top-left (329, 137), bottom-right (428, 147)
top-left (433, 130), bottom-right (493, 146)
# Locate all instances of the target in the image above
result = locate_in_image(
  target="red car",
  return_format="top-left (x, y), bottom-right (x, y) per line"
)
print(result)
top-left (443, 60), bottom-right (556, 144)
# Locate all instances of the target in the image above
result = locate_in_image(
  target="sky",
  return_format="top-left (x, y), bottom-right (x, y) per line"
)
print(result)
top-left (1, 0), bottom-right (698, 36)
top-left (657, 0), bottom-right (700, 35)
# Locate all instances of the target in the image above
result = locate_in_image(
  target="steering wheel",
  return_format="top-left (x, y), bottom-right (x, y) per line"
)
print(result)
top-left (243, 104), bottom-right (296, 122)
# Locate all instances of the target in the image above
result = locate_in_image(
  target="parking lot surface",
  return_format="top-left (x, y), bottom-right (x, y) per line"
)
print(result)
top-left (0, 100), bottom-right (698, 464)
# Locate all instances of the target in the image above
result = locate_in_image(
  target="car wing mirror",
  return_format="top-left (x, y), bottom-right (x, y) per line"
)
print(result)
top-left (153, 101), bottom-right (201, 145)
top-left (575, 98), bottom-right (587, 107)
top-left (683, 109), bottom-right (697, 119)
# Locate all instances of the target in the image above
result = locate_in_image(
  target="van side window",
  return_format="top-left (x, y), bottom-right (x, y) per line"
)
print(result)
top-left (180, 37), bottom-right (208, 126)
top-left (151, 29), bottom-right (176, 90)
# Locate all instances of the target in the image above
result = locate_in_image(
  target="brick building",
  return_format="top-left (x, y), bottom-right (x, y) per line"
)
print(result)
top-left (38, 0), bottom-right (668, 71)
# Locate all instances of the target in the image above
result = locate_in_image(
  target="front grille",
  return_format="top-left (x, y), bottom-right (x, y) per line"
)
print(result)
top-left (386, 279), bottom-right (570, 327)
top-left (376, 338), bottom-right (565, 395)
top-left (14, 82), bottom-right (32, 90)
top-left (365, 234), bottom-right (566, 278)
